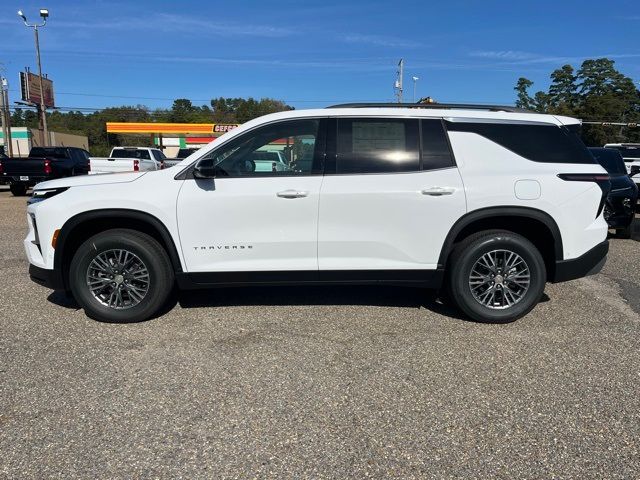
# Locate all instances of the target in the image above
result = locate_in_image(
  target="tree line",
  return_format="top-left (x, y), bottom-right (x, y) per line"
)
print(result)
top-left (514, 58), bottom-right (640, 146)
top-left (9, 97), bottom-right (293, 156)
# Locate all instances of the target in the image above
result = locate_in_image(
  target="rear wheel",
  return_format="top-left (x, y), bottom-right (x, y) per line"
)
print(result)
top-left (447, 230), bottom-right (546, 323)
top-left (9, 184), bottom-right (27, 196)
top-left (69, 229), bottom-right (174, 323)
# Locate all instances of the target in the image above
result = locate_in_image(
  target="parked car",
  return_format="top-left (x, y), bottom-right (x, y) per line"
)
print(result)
top-left (0, 146), bottom-right (91, 196)
top-left (250, 150), bottom-right (291, 172)
top-left (589, 147), bottom-right (638, 238)
top-left (603, 143), bottom-right (640, 182)
top-left (25, 103), bottom-right (610, 324)
top-left (90, 147), bottom-right (165, 174)
top-left (164, 148), bottom-right (200, 168)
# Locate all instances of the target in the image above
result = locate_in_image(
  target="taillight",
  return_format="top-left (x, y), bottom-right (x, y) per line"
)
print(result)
top-left (558, 173), bottom-right (611, 218)
top-left (44, 159), bottom-right (52, 175)
top-left (0, 160), bottom-right (3, 174)
top-left (133, 160), bottom-right (139, 172)
top-left (557, 173), bottom-right (610, 182)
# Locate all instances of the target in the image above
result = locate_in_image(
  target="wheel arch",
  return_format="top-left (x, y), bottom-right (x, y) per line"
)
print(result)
top-left (54, 209), bottom-right (183, 291)
top-left (439, 207), bottom-right (563, 278)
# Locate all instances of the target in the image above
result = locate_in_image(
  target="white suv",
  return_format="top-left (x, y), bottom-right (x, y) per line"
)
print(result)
top-left (24, 104), bottom-right (610, 324)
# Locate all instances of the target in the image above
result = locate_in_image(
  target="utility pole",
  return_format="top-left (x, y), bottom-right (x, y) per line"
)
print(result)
top-left (394, 58), bottom-right (404, 103)
top-left (0, 77), bottom-right (13, 156)
top-left (18, 8), bottom-right (50, 147)
top-left (412, 76), bottom-right (419, 103)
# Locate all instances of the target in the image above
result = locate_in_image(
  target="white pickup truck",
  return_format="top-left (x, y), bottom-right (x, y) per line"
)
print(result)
top-left (90, 147), bottom-right (166, 174)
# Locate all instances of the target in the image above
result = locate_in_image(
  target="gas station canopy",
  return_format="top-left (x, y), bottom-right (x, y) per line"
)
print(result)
top-left (106, 122), bottom-right (240, 134)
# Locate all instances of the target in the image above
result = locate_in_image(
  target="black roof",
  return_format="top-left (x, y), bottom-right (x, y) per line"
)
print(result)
top-left (327, 102), bottom-right (535, 114)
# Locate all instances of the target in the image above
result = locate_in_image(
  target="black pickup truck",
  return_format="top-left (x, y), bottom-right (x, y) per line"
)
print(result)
top-left (0, 146), bottom-right (91, 196)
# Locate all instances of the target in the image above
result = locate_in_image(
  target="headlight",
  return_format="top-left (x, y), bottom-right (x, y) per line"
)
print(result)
top-left (27, 187), bottom-right (68, 205)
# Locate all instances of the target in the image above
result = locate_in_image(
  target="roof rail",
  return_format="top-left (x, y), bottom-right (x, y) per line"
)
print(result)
top-left (327, 102), bottom-right (535, 114)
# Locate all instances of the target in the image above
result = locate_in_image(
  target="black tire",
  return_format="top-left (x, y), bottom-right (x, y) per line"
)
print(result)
top-left (9, 184), bottom-right (27, 196)
top-left (616, 219), bottom-right (633, 239)
top-left (69, 229), bottom-right (174, 323)
top-left (446, 230), bottom-right (546, 323)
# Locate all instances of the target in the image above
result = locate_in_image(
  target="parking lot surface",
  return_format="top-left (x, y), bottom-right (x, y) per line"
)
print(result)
top-left (0, 189), bottom-right (638, 478)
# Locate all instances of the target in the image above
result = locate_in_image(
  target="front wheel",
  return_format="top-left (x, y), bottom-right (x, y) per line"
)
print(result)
top-left (447, 230), bottom-right (546, 323)
top-left (69, 229), bottom-right (174, 323)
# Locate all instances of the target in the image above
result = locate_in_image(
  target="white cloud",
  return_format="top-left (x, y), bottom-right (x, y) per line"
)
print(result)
top-left (0, 14), bottom-right (294, 38)
top-left (469, 50), bottom-right (640, 65)
top-left (342, 33), bottom-right (422, 48)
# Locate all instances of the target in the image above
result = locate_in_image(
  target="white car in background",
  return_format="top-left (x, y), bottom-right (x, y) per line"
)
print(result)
top-left (90, 147), bottom-right (166, 174)
top-left (251, 149), bottom-right (291, 172)
top-left (25, 103), bottom-right (610, 324)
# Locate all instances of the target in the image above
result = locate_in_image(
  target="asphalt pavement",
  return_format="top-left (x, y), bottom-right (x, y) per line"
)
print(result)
top-left (0, 189), bottom-right (638, 478)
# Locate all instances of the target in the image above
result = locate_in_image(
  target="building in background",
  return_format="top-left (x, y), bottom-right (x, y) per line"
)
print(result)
top-left (0, 127), bottom-right (88, 157)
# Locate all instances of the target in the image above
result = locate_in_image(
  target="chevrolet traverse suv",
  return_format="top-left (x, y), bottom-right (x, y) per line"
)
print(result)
top-left (25, 103), bottom-right (610, 323)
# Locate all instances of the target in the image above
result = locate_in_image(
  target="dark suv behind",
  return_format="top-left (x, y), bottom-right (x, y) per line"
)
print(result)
top-left (589, 147), bottom-right (638, 238)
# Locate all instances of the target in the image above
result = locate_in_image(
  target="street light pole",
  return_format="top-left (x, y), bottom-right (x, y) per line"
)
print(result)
top-left (18, 9), bottom-right (49, 147)
top-left (0, 77), bottom-right (14, 156)
top-left (412, 76), bottom-right (419, 103)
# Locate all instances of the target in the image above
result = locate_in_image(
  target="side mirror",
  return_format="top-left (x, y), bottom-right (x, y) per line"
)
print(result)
top-left (630, 165), bottom-right (640, 178)
top-left (193, 160), bottom-right (217, 179)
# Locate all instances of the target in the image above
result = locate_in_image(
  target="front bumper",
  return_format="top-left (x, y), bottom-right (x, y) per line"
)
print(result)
top-left (552, 240), bottom-right (609, 283)
top-left (29, 264), bottom-right (65, 290)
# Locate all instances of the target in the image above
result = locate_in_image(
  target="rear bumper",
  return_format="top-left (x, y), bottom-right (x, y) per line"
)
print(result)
top-left (29, 264), bottom-right (65, 290)
top-left (551, 240), bottom-right (609, 283)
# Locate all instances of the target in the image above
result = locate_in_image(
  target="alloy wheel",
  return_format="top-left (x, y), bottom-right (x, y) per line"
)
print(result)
top-left (86, 249), bottom-right (150, 309)
top-left (468, 249), bottom-right (530, 310)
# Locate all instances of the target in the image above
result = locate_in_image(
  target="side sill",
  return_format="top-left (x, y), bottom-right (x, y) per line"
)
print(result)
top-left (176, 270), bottom-right (444, 290)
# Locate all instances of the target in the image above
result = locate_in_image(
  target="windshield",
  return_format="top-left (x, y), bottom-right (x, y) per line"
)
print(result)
top-left (589, 148), bottom-right (627, 175)
top-left (605, 146), bottom-right (640, 160)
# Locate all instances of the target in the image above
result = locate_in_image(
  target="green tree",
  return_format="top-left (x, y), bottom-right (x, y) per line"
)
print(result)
top-left (548, 65), bottom-right (577, 114)
top-left (513, 58), bottom-right (640, 145)
top-left (514, 77), bottom-right (535, 110)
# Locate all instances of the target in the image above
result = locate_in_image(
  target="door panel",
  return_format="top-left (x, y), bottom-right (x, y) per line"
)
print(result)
top-left (318, 117), bottom-right (466, 271)
top-left (177, 177), bottom-right (323, 272)
top-left (318, 169), bottom-right (466, 270)
top-left (176, 118), bottom-right (326, 273)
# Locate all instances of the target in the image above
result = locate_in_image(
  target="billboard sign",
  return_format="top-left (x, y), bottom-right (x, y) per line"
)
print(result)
top-left (19, 71), bottom-right (55, 108)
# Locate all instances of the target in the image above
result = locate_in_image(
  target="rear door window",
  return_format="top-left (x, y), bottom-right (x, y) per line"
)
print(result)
top-left (336, 118), bottom-right (419, 174)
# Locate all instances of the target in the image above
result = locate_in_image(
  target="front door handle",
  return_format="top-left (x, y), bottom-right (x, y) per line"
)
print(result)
top-left (421, 186), bottom-right (455, 196)
top-left (277, 189), bottom-right (309, 199)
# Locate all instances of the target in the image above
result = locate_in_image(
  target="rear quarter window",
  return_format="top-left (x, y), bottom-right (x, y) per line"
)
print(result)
top-left (446, 121), bottom-right (595, 164)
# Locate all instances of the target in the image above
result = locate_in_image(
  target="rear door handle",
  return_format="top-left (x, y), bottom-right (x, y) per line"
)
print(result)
top-left (421, 186), bottom-right (456, 196)
top-left (277, 189), bottom-right (309, 199)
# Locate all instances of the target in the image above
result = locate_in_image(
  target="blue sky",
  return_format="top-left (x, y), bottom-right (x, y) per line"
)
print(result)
top-left (0, 0), bottom-right (639, 111)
